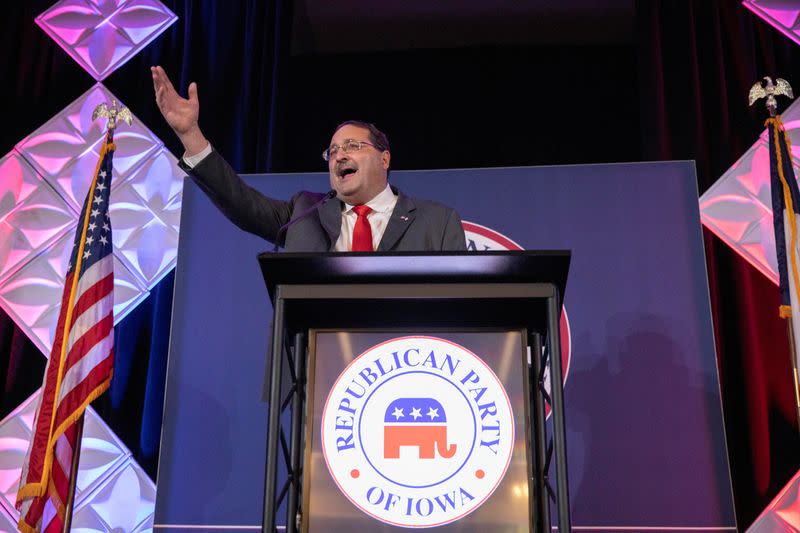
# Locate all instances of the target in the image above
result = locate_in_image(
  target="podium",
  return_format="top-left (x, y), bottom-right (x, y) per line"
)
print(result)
top-left (258, 251), bottom-right (571, 532)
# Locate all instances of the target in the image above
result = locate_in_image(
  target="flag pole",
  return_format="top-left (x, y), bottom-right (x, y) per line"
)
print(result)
top-left (61, 416), bottom-right (84, 533)
top-left (786, 320), bottom-right (800, 428)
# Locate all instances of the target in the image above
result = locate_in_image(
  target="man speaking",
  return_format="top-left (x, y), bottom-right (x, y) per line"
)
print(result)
top-left (151, 66), bottom-right (466, 252)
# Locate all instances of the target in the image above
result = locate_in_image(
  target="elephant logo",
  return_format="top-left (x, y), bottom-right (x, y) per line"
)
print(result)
top-left (383, 398), bottom-right (456, 459)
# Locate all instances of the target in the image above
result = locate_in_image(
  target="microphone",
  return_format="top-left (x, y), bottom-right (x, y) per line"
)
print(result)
top-left (272, 190), bottom-right (337, 252)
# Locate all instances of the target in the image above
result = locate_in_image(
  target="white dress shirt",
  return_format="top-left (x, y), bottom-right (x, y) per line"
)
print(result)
top-left (182, 145), bottom-right (398, 251)
top-left (334, 184), bottom-right (397, 251)
top-left (182, 143), bottom-right (213, 167)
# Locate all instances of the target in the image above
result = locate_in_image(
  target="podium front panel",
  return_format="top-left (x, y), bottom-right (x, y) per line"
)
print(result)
top-left (304, 330), bottom-right (531, 532)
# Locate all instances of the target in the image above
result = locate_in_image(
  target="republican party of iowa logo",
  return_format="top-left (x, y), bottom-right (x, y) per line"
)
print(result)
top-left (321, 336), bottom-right (514, 528)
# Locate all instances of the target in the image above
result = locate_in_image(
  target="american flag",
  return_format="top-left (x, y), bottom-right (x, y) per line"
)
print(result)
top-left (15, 131), bottom-right (117, 533)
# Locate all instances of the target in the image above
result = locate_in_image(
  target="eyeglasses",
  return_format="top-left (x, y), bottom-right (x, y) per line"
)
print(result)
top-left (322, 139), bottom-right (377, 161)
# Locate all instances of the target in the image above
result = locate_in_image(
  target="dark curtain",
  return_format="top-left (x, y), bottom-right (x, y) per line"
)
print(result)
top-left (636, 0), bottom-right (800, 527)
top-left (0, 0), bottom-right (292, 479)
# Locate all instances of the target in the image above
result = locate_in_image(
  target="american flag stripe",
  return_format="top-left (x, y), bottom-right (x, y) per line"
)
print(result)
top-left (18, 498), bottom-right (40, 527)
top-left (56, 357), bottom-right (114, 427)
top-left (64, 297), bottom-right (113, 363)
top-left (50, 456), bottom-right (69, 507)
top-left (58, 320), bottom-right (114, 402)
top-left (67, 274), bottom-right (114, 340)
top-left (56, 348), bottom-right (114, 414)
top-left (71, 254), bottom-right (113, 305)
top-left (64, 259), bottom-right (113, 344)
top-left (65, 301), bottom-right (113, 357)
top-left (17, 131), bottom-right (116, 533)
top-left (64, 304), bottom-right (114, 370)
top-left (69, 271), bottom-right (113, 325)
top-left (41, 500), bottom-right (58, 533)
top-left (53, 436), bottom-right (72, 479)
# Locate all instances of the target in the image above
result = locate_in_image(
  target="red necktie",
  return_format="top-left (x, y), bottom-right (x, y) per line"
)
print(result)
top-left (351, 205), bottom-right (373, 252)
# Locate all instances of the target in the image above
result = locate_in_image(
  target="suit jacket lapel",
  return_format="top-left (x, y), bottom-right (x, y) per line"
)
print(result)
top-left (378, 188), bottom-right (416, 251)
top-left (318, 196), bottom-right (342, 250)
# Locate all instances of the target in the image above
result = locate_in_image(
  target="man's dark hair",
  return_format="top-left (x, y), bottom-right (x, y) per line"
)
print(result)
top-left (335, 120), bottom-right (390, 152)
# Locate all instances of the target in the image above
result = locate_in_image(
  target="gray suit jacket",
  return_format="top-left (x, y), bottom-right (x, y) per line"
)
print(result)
top-left (179, 149), bottom-right (467, 252)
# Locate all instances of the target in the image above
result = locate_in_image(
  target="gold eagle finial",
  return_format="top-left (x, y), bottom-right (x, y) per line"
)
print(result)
top-left (749, 76), bottom-right (794, 116)
top-left (92, 99), bottom-right (133, 130)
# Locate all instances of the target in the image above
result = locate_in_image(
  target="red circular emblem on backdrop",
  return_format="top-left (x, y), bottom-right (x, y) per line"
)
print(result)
top-left (462, 221), bottom-right (571, 417)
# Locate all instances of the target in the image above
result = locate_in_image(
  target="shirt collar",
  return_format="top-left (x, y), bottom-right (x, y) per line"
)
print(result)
top-left (344, 184), bottom-right (396, 214)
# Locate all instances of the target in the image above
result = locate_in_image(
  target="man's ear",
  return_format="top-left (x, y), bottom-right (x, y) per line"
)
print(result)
top-left (382, 150), bottom-right (391, 170)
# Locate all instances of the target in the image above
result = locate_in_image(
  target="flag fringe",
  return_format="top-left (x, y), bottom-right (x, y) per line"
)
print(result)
top-left (16, 376), bottom-right (112, 500)
top-left (16, 132), bottom-right (115, 503)
top-left (767, 116), bottom-right (800, 319)
top-left (16, 518), bottom-right (39, 533)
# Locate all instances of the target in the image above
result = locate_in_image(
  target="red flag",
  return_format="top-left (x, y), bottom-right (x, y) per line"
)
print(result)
top-left (16, 131), bottom-right (117, 533)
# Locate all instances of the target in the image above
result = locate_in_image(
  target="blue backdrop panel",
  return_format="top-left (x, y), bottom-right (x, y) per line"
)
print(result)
top-left (155, 162), bottom-right (735, 531)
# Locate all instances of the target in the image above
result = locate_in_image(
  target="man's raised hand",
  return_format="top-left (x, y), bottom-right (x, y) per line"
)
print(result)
top-left (151, 66), bottom-right (208, 156)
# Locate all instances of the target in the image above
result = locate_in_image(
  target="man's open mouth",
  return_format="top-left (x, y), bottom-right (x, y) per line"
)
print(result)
top-left (339, 167), bottom-right (357, 178)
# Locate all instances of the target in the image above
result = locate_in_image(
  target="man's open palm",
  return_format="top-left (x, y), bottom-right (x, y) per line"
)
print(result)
top-left (152, 66), bottom-right (199, 136)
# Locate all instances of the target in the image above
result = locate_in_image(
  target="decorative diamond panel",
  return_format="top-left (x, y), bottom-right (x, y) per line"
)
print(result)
top-left (0, 416), bottom-right (32, 518)
top-left (111, 169), bottom-right (180, 287)
top-left (0, 152), bottom-right (74, 284)
top-left (75, 409), bottom-right (132, 496)
top-left (0, 393), bottom-right (39, 520)
top-left (700, 98), bottom-right (800, 285)
top-left (0, 81), bottom-right (186, 355)
top-left (73, 460), bottom-right (156, 533)
top-left (0, 507), bottom-right (18, 533)
top-left (0, 152), bottom-right (43, 214)
top-left (743, 1), bottom-right (800, 47)
top-left (17, 84), bottom-right (164, 214)
top-left (0, 231), bottom-right (148, 356)
top-left (747, 467), bottom-right (800, 532)
top-left (36, 0), bottom-right (177, 81)
top-left (0, 394), bottom-right (155, 532)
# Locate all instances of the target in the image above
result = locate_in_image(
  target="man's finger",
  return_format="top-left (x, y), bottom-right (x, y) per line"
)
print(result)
top-left (151, 66), bottom-right (158, 90)
top-left (188, 82), bottom-right (199, 104)
top-left (152, 67), bottom-right (171, 98)
top-left (158, 66), bottom-right (178, 94)
top-left (155, 86), bottom-right (165, 107)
